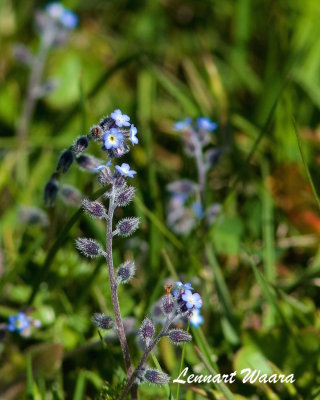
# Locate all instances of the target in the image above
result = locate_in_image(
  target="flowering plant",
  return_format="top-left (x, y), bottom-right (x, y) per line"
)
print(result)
top-left (44, 109), bottom-right (203, 398)
top-left (168, 117), bottom-right (222, 235)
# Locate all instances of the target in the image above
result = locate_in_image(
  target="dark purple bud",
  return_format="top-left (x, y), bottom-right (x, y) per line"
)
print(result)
top-left (144, 369), bottom-right (170, 385)
top-left (116, 217), bottom-right (140, 237)
top-left (116, 186), bottom-right (135, 207)
top-left (98, 168), bottom-right (114, 186)
top-left (89, 125), bottom-right (104, 141)
top-left (18, 206), bottom-right (49, 227)
top-left (60, 184), bottom-right (82, 207)
top-left (82, 199), bottom-right (106, 219)
top-left (113, 174), bottom-right (127, 190)
top-left (73, 136), bottom-right (89, 155)
top-left (75, 238), bottom-right (102, 258)
top-left (44, 176), bottom-right (59, 207)
top-left (204, 148), bottom-right (221, 169)
top-left (92, 313), bottom-right (115, 330)
top-left (161, 295), bottom-right (174, 315)
top-left (138, 317), bottom-right (155, 346)
top-left (99, 117), bottom-right (115, 131)
top-left (116, 260), bottom-right (135, 286)
top-left (57, 148), bottom-right (73, 174)
top-left (76, 154), bottom-right (103, 170)
top-left (167, 329), bottom-right (192, 345)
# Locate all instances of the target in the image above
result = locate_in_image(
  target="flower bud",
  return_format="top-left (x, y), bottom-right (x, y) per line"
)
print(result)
top-left (98, 167), bottom-right (113, 186)
top-left (99, 117), bottom-right (115, 132)
top-left (73, 136), bottom-right (89, 155)
top-left (204, 148), bottom-right (221, 169)
top-left (19, 206), bottom-right (49, 227)
top-left (60, 184), bottom-right (82, 207)
top-left (116, 186), bottom-right (135, 207)
top-left (76, 154), bottom-right (103, 170)
top-left (143, 369), bottom-right (170, 385)
top-left (44, 176), bottom-right (59, 207)
top-left (167, 329), bottom-right (192, 345)
top-left (116, 260), bottom-right (135, 286)
top-left (89, 124), bottom-right (104, 141)
top-left (82, 199), bottom-right (106, 219)
top-left (92, 313), bottom-right (115, 330)
top-left (116, 217), bottom-right (140, 237)
top-left (161, 295), bottom-right (174, 315)
top-left (57, 147), bottom-right (73, 174)
top-left (113, 175), bottom-right (127, 190)
top-left (138, 317), bottom-right (155, 346)
top-left (75, 238), bottom-right (102, 258)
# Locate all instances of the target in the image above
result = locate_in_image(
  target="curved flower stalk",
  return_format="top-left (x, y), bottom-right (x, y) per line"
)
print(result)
top-left (16, 3), bottom-right (78, 141)
top-left (168, 117), bottom-right (222, 235)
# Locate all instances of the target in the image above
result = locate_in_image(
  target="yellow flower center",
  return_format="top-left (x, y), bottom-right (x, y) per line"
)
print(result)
top-left (109, 135), bottom-right (116, 143)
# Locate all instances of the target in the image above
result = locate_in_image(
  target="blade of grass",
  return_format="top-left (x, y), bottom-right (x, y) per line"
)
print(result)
top-left (293, 119), bottom-right (320, 211)
top-left (134, 196), bottom-right (183, 250)
top-left (73, 370), bottom-right (86, 400)
top-left (137, 70), bottom-right (163, 271)
top-left (194, 346), bottom-right (236, 400)
top-left (205, 244), bottom-right (239, 344)
top-left (245, 254), bottom-right (291, 331)
top-left (26, 353), bottom-right (34, 400)
top-left (223, 74), bottom-right (290, 210)
top-left (148, 64), bottom-right (199, 116)
top-left (261, 160), bottom-right (276, 327)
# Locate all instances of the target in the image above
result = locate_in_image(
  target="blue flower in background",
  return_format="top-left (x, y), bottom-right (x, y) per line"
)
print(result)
top-left (115, 163), bottom-right (136, 178)
top-left (46, 3), bottom-right (78, 29)
top-left (182, 290), bottom-right (202, 309)
top-left (111, 109), bottom-right (131, 127)
top-left (46, 3), bottom-right (64, 19)
top-left (130, 124), bottom-right (138, 145)
top-left (104, 128), bottom-right (124, 150)
top-left (190, 309), bottom-right (204, 328)
top-left (8, 313), bottom-right (30, 334)
top-left (197, 117), bottom-right (217, 131)
top-left (192, 201), bottom-right (204, 219)
top-left (175, 281), bottom-right (194, 291)
top-left (61, 9), bottom-right (78, 29)
top-left (173, 117), bottom-right (192, 131)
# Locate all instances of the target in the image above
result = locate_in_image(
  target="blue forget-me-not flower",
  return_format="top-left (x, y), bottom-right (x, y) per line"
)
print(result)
top-left (111, 109), bottom-right (131, 127)
top-left (104, 128), bottom-right (124, 150)
top-left (115, 163), bottom-right (137, 178)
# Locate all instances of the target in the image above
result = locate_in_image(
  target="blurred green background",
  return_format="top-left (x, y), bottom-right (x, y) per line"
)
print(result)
top-left (1, 0), bottom-right (320, 398)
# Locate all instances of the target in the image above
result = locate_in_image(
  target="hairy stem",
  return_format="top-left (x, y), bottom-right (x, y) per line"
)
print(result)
top-left (105, 187), bottom-right (137, 399)
top-left (119, 314), bottom-right (175, 400)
